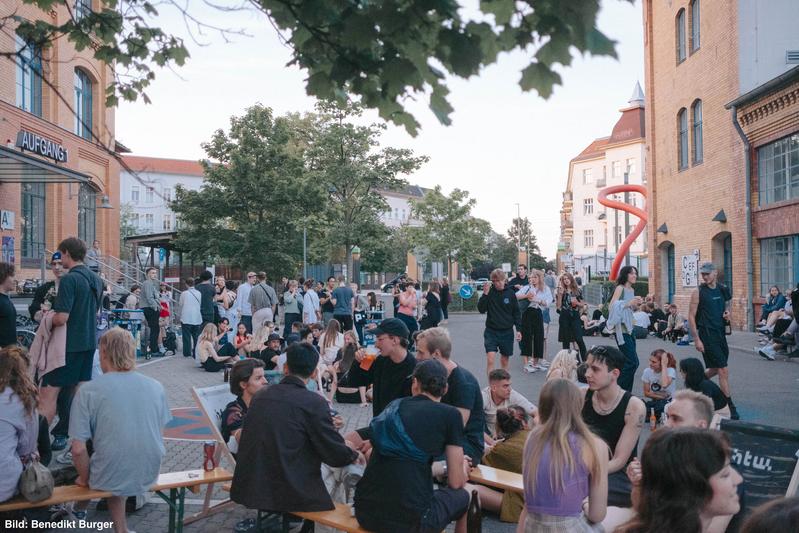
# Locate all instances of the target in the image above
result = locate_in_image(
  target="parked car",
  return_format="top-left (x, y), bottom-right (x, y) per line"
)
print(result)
top-left (17, 278), bottom-right (42, 296)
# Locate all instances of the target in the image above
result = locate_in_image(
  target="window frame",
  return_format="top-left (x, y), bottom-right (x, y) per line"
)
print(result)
top-left (74, 68), bottom-right (93, 140)
top-left (131, 186), bottom-right (140, 204)
top-left (626, 158), bottom-right (636, 176)
top-left (690, 0), bottom-right (701, 53)
top-left (759, 236), bottom-right (797, 297)
top-left (678, 108), bottom-right (689, 170)
top-left (145, 187), bottom-right (154, 203)
top-left (583, 198), bottom-right (594, 215)
top-left (74, 0), bottom-right (92, 20)
top-left (676, 8), bottom-right (687, 64)
top-left (584, 229), bottom-right (594, 248)
top-left (692, 100), bottom-right (703, 165)
top-left (15, 35), bottom-right (43, 117)
top-left (612, 161), bottom-right (622, 178)
top-left (21, 182), bottom-right (46, 267)
top-left (582, 168), bottom-right (593, 184)
top-left (77, 183), bottom-right (96, 245)
top-left (757, 133), bottom-right (799, 206)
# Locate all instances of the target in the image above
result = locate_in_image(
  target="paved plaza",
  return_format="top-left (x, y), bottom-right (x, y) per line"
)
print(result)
top-left (41, 311), bottom-right (799, 533)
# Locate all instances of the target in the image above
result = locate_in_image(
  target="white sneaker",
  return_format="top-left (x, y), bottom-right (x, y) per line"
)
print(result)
top-left (523, 364), bottom-right (538, 373)
top-left (56, 451), bottom-right (73, 465)
top-left (539, 360), bottom-right (551, 367)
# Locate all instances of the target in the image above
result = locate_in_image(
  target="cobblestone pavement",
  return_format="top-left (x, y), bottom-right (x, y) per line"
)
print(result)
top-left (43, 309), bottom-right (799, 533)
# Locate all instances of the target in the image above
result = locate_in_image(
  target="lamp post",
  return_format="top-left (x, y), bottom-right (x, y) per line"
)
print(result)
top-left (351, 245), bottom-right (361, 285)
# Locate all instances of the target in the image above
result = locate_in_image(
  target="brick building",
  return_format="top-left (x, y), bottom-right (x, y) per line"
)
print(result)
top-left (644, 0), bottom-right (799, 329)
top-left (0, 2), bottom-right (120, 279)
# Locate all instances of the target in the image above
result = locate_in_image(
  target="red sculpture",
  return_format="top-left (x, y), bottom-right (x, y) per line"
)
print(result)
top-left (597, 185), bottom-right (648, 280)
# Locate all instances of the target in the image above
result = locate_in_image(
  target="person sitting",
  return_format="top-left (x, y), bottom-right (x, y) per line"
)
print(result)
top-left (647, 302), bottom-right (668, 336)
top-left (641, 349), bottom-right (676, 420)
top-left (616, 428), bottom-right (742, 533)
top-left (474, 406), bottom-right (531, 523)
top-left (233, 322), bottom-right (251, 357)
top-left (216, 317), bottom-right (231, 345)
top-left (334, 330), bottom-right (371, 406)
top-left (221, 359), bottom-right (266, 457)
top-left (631, 303), bottom-right (651, 339)
top-left (258, 332), bottom-right (282, 369)
top-left (545, 349), bottom-right (579, 381)
top-left (679, 357), bottom-right (731, 417)
top-left (663, 304), bottom-right (687, 342)
top-left (0, 347), bottom-right (41, 502)
top-left (582, 309), bottom-right (607, 337)
top-left (480, 368), bottom-right (536, 444)
top-left (759, 285), bottom-right (786, 325)
top-left (740, 496), bottom-right (799, 533)
top-left (197, 323), bottom-right (236, 372)
top-left (519, 378), bottom-right (609, 531)
top-left (231, 342), bottom-right (363, 521)
top-left (353, 359), bottom-right (471, 533)
top-left (68, 328), bottom-right (170, 531)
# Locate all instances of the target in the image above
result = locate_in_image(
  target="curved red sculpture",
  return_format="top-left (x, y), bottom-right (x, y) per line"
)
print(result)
top-left (597, 184), bottom-right (648, 280)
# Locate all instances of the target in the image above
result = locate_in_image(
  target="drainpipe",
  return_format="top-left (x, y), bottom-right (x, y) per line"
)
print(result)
top-left (730, 106), bottom-right (755, 332)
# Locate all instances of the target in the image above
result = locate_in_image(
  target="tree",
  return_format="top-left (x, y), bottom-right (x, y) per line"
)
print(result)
top-left (408, 186), bottom-right (491, 276)
top-left (307, 102), bottom-right (427, 280)
top-left (507, 216), bottom-right (540, 255)
top-left (8, 0), bottom-right (630, 134)
top-left (486, 231), bottom-right (517, 269)
top-left (118, 204), bottom-right (140, 261)
top-left (171, 104), bottom-right (323, 278)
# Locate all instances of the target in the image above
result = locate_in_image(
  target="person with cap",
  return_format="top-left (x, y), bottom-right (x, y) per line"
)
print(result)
top-left (688, 262), bottom-right (739, 420)
top-left (354, 359), bottom-right (472, 533)
top-left (345, 317), bottom-right (417, 451)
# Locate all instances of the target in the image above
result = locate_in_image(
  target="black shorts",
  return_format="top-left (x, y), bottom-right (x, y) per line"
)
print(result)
top-left (40, 350), bottom-right (95, 387)
top-left (484, 327), bottom-right (514, 356)
top-left (699, 328), bottom-right (729, 369)
top-left (333, 314), bottom-right (354, 332)
top-left (355, 487), bottom-right (469, 533)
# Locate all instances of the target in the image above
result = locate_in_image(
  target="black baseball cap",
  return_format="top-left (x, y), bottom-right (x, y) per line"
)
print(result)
top-left (371, 317), bottom-right (410, 339)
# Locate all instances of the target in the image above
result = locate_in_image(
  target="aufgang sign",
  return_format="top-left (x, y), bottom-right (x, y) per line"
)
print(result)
top-left (15, 130), bottom-right (68, 163)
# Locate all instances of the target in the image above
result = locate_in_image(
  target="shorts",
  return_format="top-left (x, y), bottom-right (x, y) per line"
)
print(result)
top-left (355, 487), bottom-right (469, 533)
top-left (484, 327), bottom-right (514, 356)
top-left (699, 328), bottom-right (729, 369)
top-left (41, 350), bottom-right (95, 387)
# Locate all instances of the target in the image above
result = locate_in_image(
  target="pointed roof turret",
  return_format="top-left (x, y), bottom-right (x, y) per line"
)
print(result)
top-left (628, 81), bottom-right (645, 108)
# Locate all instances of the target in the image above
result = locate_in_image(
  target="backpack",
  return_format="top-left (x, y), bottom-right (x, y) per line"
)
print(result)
top-left (115, 293), bottom-right (131, 310)
top-left (164, 329), bottom-right (177, 352)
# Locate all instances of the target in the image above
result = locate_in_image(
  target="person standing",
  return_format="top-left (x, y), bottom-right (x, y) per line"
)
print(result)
top-left (195, 270), bottom-right (216, 326)
top-left (140, 267), bottom-right (163, 358)
top-left (318, 276), bottom-right (336, 326)
top-left (330, 276), bottom-right (354, 331)
top-left (85, 240), bottom-right (101, 273)
top-left (178, 278), bottom-right (203, 358)
top-left (302, 279), bottom-right (320, 325)
top-left (396, 282), bottom-right (419, 346)
top-left (0, 262), bottom-right (17, 347)
top-left (477, 269), bottom-right (522, 379)
top-left (688, 262), bottom-right (739, 420)
top-left (421, 281), bottom-right (443, 330)
top-left (282, 280), bottom-right (302, 338)
top-left (38, 238), bottom-right (103, 429)
top-left (249, 271), bottom-right (277, 327)
top-left (556, 272), bottom-right (587, 362)
top-left (440, 277), bottom-right (451, 324)
top-left (517, 269), bottom-right (552, 373)
top-left (607, 266), bottom-right (642, 393)
top-left (237, 272), bottom-right (257, 333)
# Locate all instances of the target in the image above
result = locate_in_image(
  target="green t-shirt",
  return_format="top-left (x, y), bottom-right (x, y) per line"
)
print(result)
top-left (53, 265), bottom-right (103, 352)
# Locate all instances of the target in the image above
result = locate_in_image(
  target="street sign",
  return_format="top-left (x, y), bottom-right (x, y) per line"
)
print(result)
top-left (459, 284), bottom-right (474, 299)
top-left (502, 263), bottom-right (512, 273)
top-left (164, 277), bottom-right (179, 283)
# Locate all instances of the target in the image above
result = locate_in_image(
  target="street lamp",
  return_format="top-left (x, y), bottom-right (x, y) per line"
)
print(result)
top-left (351, 246), bottom-right (361, 284)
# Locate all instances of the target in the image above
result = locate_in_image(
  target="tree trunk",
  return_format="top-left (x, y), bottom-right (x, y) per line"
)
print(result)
top-left (345, 244), bottom-right (353, 284)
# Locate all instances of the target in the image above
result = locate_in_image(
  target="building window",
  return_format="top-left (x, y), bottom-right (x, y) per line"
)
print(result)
top-left (690, 0), bottom-right (701, 52)
top-left (584, 230), bottom-right (594, 248)
top-left (582, 168), bottom-right (593, 184)
top-left (616, 226), bottom-right (623, 247)
top-left (163, 214), bottom-right (172, 231)
top-left (626, 158), bottom-right (636, 175)
top-left (15, 36), bottom-right (42, 117)
top-left (757, 133), bottom-right (799, 205)
top-left (78, 184), bottom-right (96, 245)
top-left (394, 208), bottom-right (398, 219)
top-left (678, 108), bottom-right (689, 170)
top-left (676, 9), bottom-right (686, 63)
top-left (760, 236), bottom-right (796, 296)
top-left (692, 100), bottom-right (703, 164)
top-left (21, 183), bottom-right (46, 265)
top-left (74, 69), bottom-right (93, 140)
top-left (145, 187), bottom-right (154, 203)
top-left (583, 198), bottom-right (594, 215)
top-left (144, 214), bottom-right (154, 231)
top-left (612, 161), bottom-right (622, 178)
top-left (163, 188), bottom-right (172, 202)
top-left (131, 186), bottom-right (140, 204)
top-left (401, 209), bottom-right (406, 220)
top-left (74, 0), bottom-right (92, 20)
top-left (131, 213), bottom-right (140, 227)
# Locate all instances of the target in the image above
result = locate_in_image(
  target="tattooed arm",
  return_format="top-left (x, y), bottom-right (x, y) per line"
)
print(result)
top-left (608, 395), bottom-right (646, 473)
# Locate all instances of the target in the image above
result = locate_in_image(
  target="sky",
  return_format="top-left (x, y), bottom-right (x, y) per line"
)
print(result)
top-left (117, 0), bottom-right (645, 261)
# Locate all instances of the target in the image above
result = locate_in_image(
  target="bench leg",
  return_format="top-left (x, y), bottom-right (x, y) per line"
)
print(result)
top-left (154, 487), bottom-right (186, 533)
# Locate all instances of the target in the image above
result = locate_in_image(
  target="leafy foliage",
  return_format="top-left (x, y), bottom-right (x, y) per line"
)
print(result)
top-left (10, 0), bottom-right (630, 134)
top-left (507, 216), bottom-right (540, 254)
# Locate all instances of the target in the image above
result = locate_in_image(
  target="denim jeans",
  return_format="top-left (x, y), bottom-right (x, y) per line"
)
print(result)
top-left (616, 333), bottom-right (639, 393)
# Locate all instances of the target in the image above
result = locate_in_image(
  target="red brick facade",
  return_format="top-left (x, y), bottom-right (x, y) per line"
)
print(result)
top-left (0, 2), bottom-right (119, 279)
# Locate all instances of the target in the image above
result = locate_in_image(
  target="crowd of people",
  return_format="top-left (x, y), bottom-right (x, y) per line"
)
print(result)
top-left (2, 244), bottom-right (798, 533)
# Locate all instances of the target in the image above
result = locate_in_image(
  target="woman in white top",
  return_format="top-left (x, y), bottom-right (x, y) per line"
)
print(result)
top-left (517, 269), bottom-right (553, 373)
top-left (641, 349), bottom-right (677, 420)
top-left (318, 319), bottom-right (345, 401)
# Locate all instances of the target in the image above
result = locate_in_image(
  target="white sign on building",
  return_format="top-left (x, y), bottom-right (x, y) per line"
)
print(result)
top-left (681, 249), bottom-right (700, 287)
top-left (0, 210), bottom-right (14, 230)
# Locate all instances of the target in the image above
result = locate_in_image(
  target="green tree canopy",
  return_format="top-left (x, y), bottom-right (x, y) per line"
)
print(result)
top-left (10, 0), bottom-right (630, 134)
top-left (507, 216), bottom-right (540, 254)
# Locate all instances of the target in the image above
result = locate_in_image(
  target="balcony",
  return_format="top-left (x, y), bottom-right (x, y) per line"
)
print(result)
top-left (595, 178), bottom-right (607, 188)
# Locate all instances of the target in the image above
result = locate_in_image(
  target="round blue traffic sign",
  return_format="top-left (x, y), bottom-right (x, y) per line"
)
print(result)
top-left (459, 284), bottom-right (474, 299)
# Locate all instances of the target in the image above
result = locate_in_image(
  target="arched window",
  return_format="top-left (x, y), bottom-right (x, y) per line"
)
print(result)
top-left (678, 108), bottom-right (688, 170)
top-left (692, 100), bottom-right (703, 164)
top-left (690, 0), bottom-right (701, 52)
top-left (74, 69), bottom-right (93, 140)
top-left (676, 9), bottom-right (686, 63)
top-left (15, 35), bottom-right (42, 116)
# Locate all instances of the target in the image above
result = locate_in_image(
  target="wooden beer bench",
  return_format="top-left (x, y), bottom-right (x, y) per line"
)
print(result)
top-left (469, 464), bottom-right (524, 494)
top-left (0, 467), bottom-right (233, 533)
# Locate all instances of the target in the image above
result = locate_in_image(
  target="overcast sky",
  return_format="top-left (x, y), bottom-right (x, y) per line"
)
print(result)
top-left (117, 0), bottom-right (645, 260)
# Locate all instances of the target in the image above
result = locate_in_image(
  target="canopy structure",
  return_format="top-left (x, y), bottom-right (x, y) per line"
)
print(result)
top-left (0, 145), bottom-right (92, 184)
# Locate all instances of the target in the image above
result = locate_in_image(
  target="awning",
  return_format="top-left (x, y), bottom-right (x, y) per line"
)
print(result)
top-left (124, 231), bottom-right (180, 250)
top-left (0, 145), bottom-right (91, 184)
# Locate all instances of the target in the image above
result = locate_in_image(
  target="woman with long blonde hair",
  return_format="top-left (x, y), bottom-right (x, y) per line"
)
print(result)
top-left (518, 379), bottom-right (608, 532)
top-left (197, 323), bottom-right (235, 372)
top-left (545, 349), bottom-right (579, 382)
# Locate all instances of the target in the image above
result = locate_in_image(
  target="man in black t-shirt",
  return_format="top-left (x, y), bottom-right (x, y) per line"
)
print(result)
top-left (346, 318), bottom-right (416, 449)
top-left (196, 270), bottom-right (216, 325)
top-left (319, 276), bottom-right (336, 325)
top-left (354, 359), bottom-right (470, 533)
top-left (416, 327), bottom-right (485, 464)
top-left (0, 262), bottom-right (17, 347)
